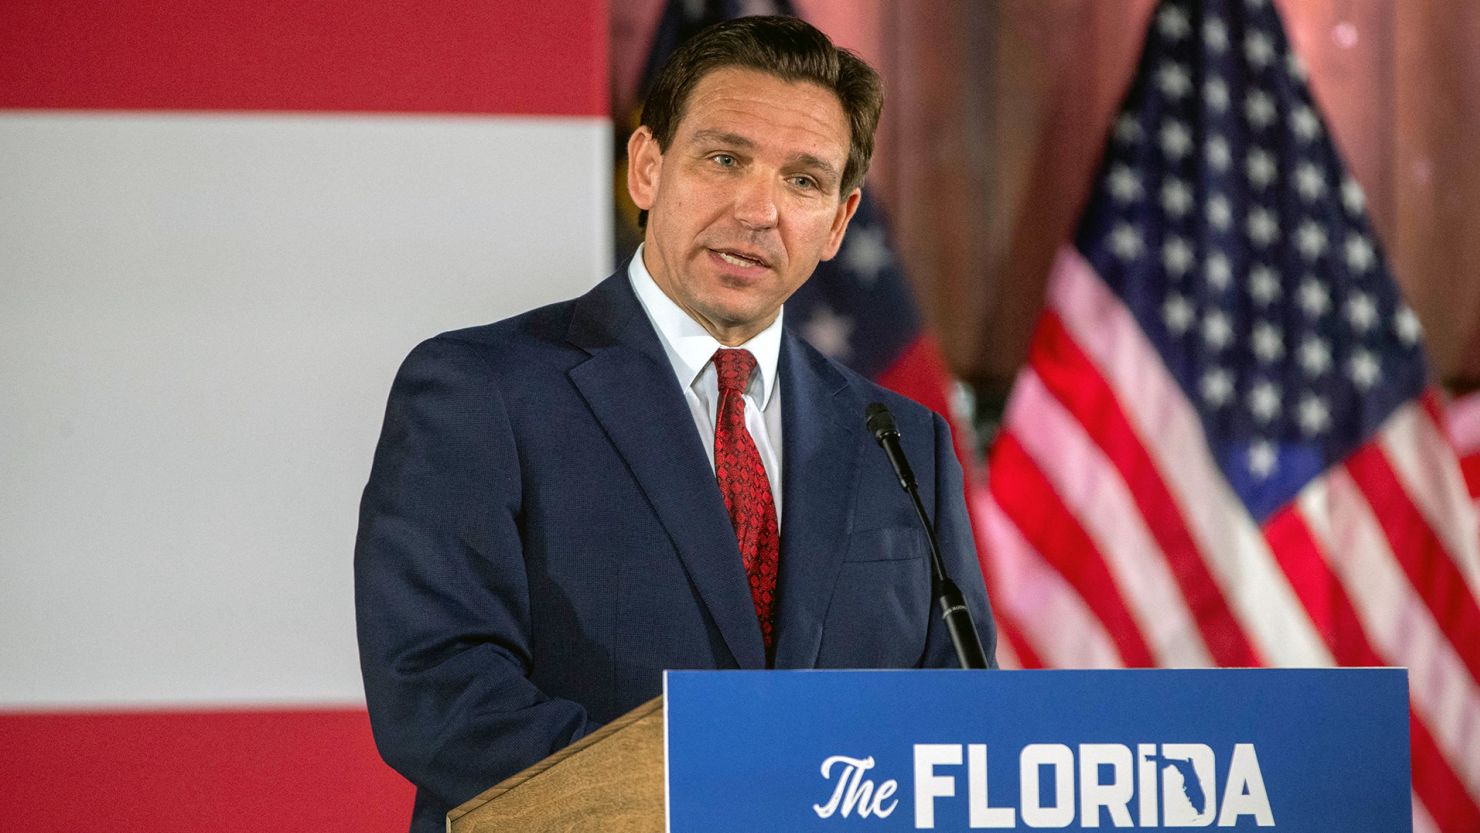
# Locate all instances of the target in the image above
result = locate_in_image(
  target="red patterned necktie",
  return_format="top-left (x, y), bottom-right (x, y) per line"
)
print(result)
top-left (711, 348), bottom-right (780, 659)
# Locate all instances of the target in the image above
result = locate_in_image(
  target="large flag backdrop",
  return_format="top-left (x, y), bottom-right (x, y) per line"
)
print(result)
top-left (978, 1), bottom-right (1480, 830)
top-left (0, 2), bottom-right (610, 830)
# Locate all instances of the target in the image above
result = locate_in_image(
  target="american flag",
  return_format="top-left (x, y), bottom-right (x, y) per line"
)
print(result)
top-left (622, 0), bottom-right (966, 425)
top-left (979, 1), bottom-right (1480, 830)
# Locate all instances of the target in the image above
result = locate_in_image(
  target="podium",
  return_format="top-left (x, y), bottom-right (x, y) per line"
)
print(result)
top-left (448, 697), bottom-right (665, 832)
top-left (448, 669), bottom-right (1411, 832)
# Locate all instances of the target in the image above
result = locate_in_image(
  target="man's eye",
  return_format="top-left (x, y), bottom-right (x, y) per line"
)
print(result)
top-left (791, 176), bottom-right (817, 190)
top-left (712, 154), bottom-right (736, 167)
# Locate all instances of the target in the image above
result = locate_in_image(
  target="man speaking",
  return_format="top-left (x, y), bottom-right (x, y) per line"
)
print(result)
top-left (355, 15), bottom-right (995, 832)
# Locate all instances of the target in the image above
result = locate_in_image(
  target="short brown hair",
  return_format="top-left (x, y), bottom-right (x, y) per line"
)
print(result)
top-left (639, 15), bottom-right (883, 197)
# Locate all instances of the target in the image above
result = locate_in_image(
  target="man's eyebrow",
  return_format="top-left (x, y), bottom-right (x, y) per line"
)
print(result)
top-left (688, 129), bottom-right (756, 149)
top-left (789, 152), bottom-right (841, 181)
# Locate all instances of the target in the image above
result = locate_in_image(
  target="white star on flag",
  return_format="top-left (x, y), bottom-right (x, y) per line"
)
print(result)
top-left (1114, 112), bottom-right (1143, 144)
top-left (800, 304), bottom-right (854, 360)
top-left (1244, 90), bottom-right (1277, 128)
top-left (1341, 177), bottom-right (1366, 214)
top-left (1251, 321), bottom-right (1284, 362)
top-left (1163, 293), bottom-right (1196, 333)
top-left (1161, 178), bottom-right (1194, 216)
top-left (1247, 207), bottom-right (1279, 246)
top-left (1291, 104), bottom-right (1321, 141)
top-left (1247, 439), bottom-right (1278, 478)
top-left (1205, 252), bottom-right (1233, 290)
top-left (1246, 148), bottom-right (1277, 188)
top-left (1244, 30), bottom-right (1275, 68)
top-left (1347, 349), bottom-right (1381, 389)
top-left (1394, 306), bottom-right (1423, 345)
top-left (1249, 265), bottom-right (1281, 304)
top-left (1201, 367), bottom-right (1235, 407)
top-left (1202, 309), bottom-right (1234, 349)
top-left (1298, 335), bottom-right (1333, 376)
top-left (1295, 162), bottom-right (1327, 200)
top-left (1248, 379), bottom-right (1281, 423)
top-left (1157, 62), bottom-right (1193, 98)
top-left (840, 224), bottom-right (893, 286)
top-left (1207, 193), bottom-right (1233, 228)
top-left (1110, 223), bottom-right (1144, 260)
top-left (1203, 17), bottom-right (1229, 52)
top-left (1159, 120), bottom-right (1193, 159)
top-left (1285, 51), bottom-right (1309, 81)
top-left (1298, 277), bottom-right (1331, 317)
top-left (1108, 164), bottom-right (1143, 202)
top-left (1295, 220), bottom-right (1328, 260)
top-left (1298, 394), bottom-right (1331, 436)
top-left (1157, 4), bottom-right (1191, 38)
top-left (1163, 236), bottom-right (1195, 276)
top-left (1345, 292), bottom-right (1378, 332)
top-left (1344, 233), bottom-right (1375, 273)
top-left (1204, 76), bottom-right (1231, 111)
top-left (1206, 135), bottom-right (1232, 171)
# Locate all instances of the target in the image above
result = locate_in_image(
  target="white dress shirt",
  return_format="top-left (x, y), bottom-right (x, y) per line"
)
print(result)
top-left (627, 244), bottom-right (785, 523)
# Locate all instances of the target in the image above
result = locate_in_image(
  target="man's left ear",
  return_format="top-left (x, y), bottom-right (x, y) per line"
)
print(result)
top-left (821, 187), bottom-right (863, 261)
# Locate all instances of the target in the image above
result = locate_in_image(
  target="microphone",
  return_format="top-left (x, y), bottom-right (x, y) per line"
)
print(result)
top-left (865, 403), bottom-right (990, 670)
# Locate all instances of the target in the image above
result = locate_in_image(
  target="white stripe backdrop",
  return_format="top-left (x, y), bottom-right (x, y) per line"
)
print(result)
top-left (0, 111), bottom-right (612, 707)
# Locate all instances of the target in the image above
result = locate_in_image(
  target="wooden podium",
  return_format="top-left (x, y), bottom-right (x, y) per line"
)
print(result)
top-left (446, 698), bottom-right (666, 833)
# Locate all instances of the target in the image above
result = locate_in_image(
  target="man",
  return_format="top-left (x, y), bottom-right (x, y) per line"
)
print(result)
top-left (355, 16), bottom-right (994, 832)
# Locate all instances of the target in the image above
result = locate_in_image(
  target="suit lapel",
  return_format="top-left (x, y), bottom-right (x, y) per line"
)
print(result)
top-left (565, 274), bottom-right (767, 669)
top-left (772, 332), bottom-right (858, 668)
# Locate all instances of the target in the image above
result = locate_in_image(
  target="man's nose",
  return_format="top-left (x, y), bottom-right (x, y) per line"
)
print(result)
top-left (732, 174), bottom-right (779, 229)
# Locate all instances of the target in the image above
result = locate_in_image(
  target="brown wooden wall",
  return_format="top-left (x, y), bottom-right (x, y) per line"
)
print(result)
top-left (611, 1), bottom-right (1480, 397)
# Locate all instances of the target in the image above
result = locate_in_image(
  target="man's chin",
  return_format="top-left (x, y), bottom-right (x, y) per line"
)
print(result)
top-left (692, 302), bottom-right (779, 345)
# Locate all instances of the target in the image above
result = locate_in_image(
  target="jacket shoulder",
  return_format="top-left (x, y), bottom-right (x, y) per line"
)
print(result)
top-left (790, 332), bottom-right (944, 433)
top-left (430, 295), bottom-right (579, 357)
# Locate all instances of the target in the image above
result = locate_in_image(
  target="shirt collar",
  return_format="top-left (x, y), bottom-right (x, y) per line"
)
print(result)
top-left (627, 244), bottom-right (782, 408)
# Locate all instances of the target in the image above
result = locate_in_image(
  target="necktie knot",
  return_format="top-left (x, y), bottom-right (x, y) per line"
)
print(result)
top-left (713, 348), bottom-right (758, 395)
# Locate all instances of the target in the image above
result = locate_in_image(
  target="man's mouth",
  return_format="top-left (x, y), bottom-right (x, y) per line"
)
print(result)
top-left (712, 248), bottom-right (770, 269)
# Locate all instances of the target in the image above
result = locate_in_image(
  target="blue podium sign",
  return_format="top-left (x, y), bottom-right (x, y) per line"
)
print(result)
top-left (664, 669), bottom-right (1409, 832)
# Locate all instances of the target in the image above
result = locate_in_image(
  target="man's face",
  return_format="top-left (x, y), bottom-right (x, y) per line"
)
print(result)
top-left (627, 67), bottom-right (862, 346)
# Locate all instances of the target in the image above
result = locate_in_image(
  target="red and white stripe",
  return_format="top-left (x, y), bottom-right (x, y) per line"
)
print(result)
top-left (1, 2), bottom-right (610, 830)
top-left (980, 247), bottom-right (1480, 831)
top-left (1450, 391), bottom-right (1480, 524)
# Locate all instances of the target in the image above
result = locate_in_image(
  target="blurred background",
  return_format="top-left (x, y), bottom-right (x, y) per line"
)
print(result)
top-left (617, 0), bottom-right (1480, 417)
top-left (2, 1), bottom-right (1476, 831)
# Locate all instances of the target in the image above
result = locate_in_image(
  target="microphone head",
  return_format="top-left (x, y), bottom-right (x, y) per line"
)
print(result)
top-left (864, 402), bottom-right (899, 441)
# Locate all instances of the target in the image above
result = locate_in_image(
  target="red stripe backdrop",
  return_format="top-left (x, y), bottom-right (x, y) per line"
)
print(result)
top-left (0, 0), bottom-right (607, 115)
top-left (0, 709), bottom-right (414, 831)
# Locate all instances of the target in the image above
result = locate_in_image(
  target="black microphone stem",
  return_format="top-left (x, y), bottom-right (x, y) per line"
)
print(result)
top-left (865, 403), bottom-right (990, 670)
top-left (904, 480), bottom-right (948, 586)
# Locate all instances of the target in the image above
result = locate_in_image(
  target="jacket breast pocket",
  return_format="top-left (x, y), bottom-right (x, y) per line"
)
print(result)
top-left (817, 527), bottom-right (931, 667)
top-left (842, 525), bottom-right (928, 563)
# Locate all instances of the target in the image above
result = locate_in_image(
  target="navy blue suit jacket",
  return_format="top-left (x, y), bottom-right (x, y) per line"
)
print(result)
top-left (355, 271), bottom-right (995, 831)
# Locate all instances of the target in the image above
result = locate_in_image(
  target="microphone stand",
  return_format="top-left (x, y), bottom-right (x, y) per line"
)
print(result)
top-left (865, 403), bottom-right (990, 670)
